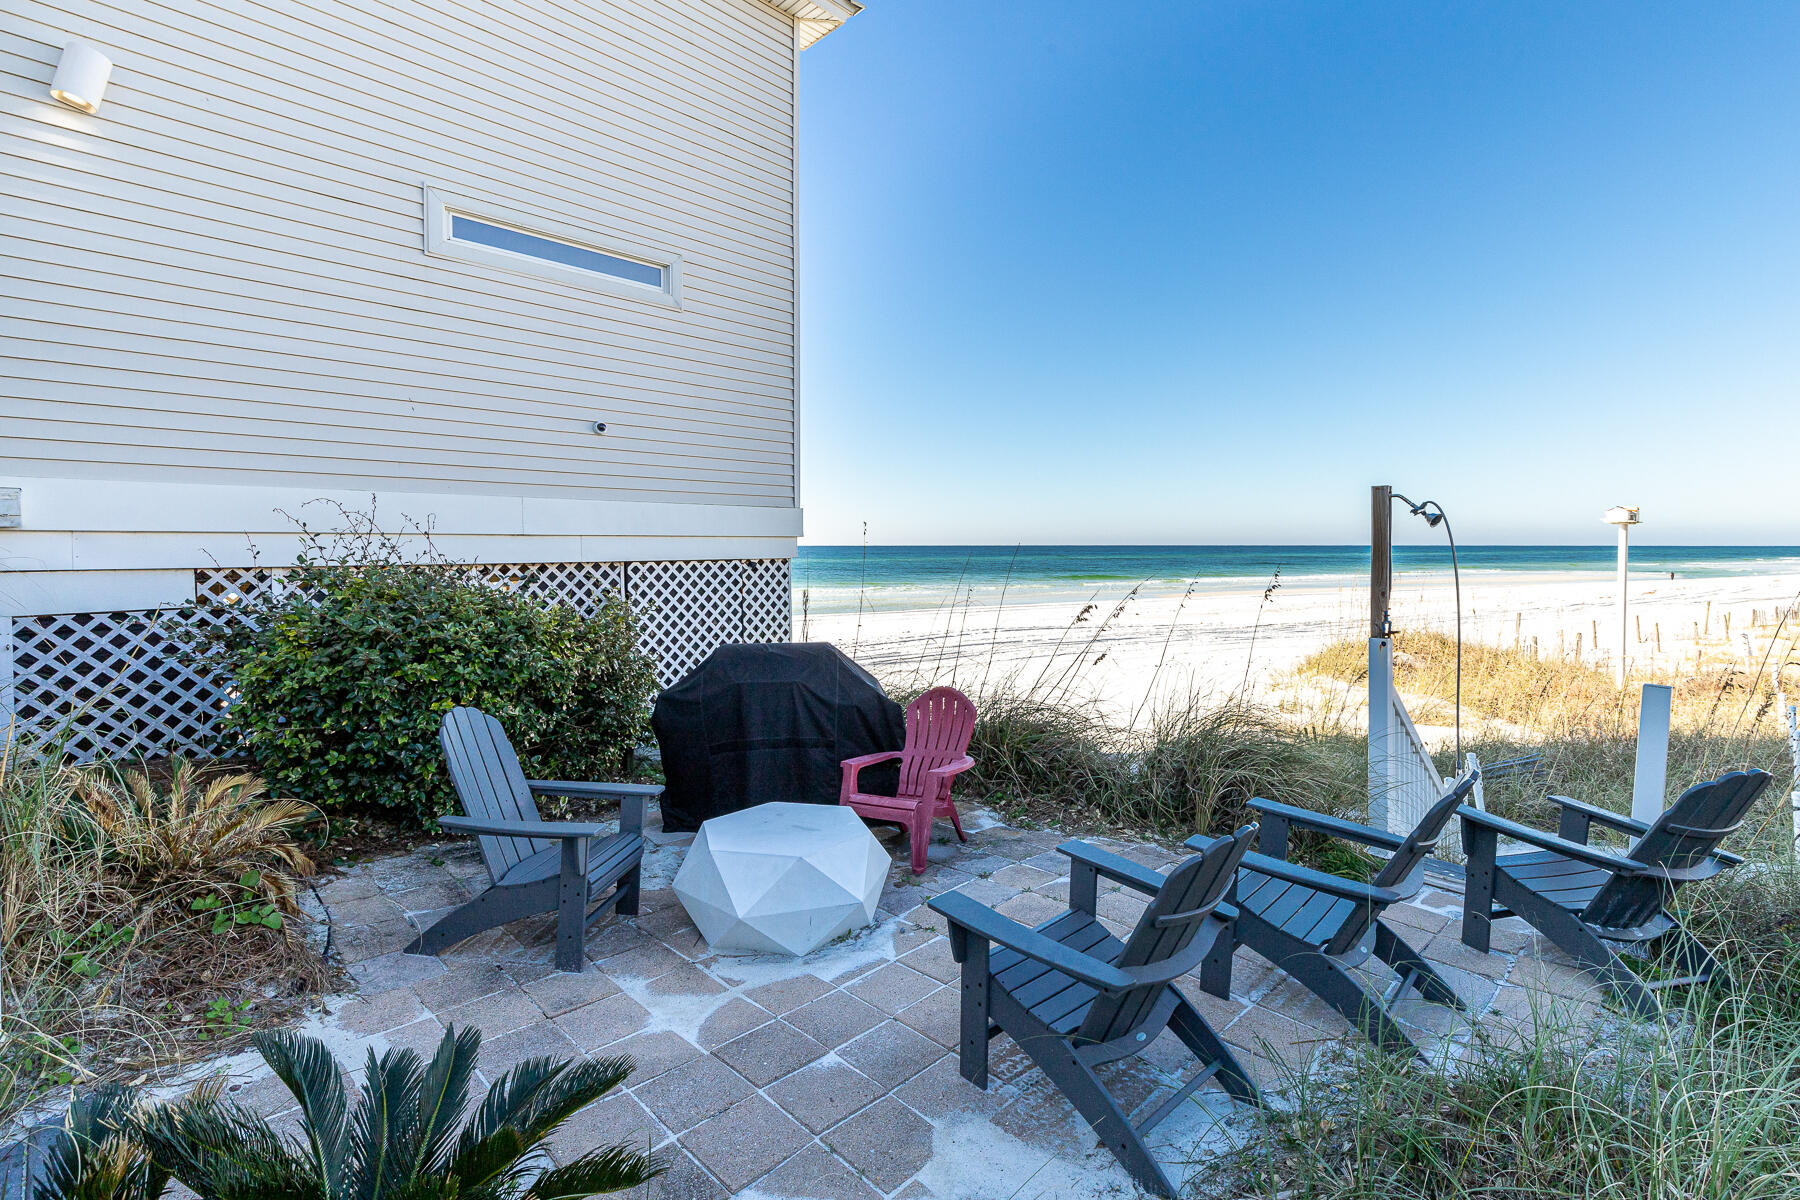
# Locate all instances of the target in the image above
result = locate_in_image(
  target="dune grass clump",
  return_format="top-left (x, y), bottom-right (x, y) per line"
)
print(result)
top-left (893, 676), bottom-right (1364, 846)
top-left (0, 738), bottom-right (325, 1121)
top-left (1211, 627), bottom-right (1800, 1197)
top-left (1218, 866), bottom-right (1800, 1200)
top-left (1125, 697), bottom-right (1363, 836)
top-left (1292, 629), bottom-right (1795, 856)
top-left (1298, 628), bottom-right (1789, 740)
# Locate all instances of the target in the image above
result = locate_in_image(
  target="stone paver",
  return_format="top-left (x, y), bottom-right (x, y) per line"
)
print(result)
top-left (178, 802), bottom-right (1605, 1199)
top-left (751, 1144), bottom-right (885, 1200)
top-left (894, 1054), bottom-right (1015, 1122)
top-left (712, 1020), bottom-right (827, 1087)
top-left (683, 1094), bottom-right (811, 1192)
top-left (414, 962), bottom-right (513, 1011)
top-left (783, 990), bottom-right (886, 1049)
top-left (766, 1056), bottom-right (886, 1133)
top-left (550, 990), bottom-right (647, 1048)
top-left (744, 972), bottom-right (834, 1014)
top-left (479, 1020), bottom-right (583, 1076)
top-left (546, 1092), bottom-right (667, 1165)
top-left (603, 1030), bottom-right (702, 1085)
top-left (632, 1055), bottom-right (751, 1133)
top-left (522, 966), bottom-right (621, 1017)
top-left (382, 1016), bottom-right (449, 1057)
top-left (330, 985), bottom-right (423, 1035)
top-left (893, 985), bottom-right (960, 1048)
top-left (838, 1021), bottom-right (946, 1090)
top-left (694, 996), bottom-right (773, 1050)
top-left (438, 987), bottom-right (543, 1041)
top-left (826, 1097), bottom-right (937, 1192)
top-left (845, 962), bottom-right (939, 1015)
top-left (347, 947), bottom-right (444, 989)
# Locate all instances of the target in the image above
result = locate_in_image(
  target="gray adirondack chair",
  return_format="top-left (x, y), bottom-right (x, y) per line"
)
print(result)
top-left (407, 706), bottom-right (663, 972)
top-left (1190, 771), bottom-right (1479, 1057)
top-left (929, 829), bottom-right (1261, 1199)
top-left (1460, 768), bottom-right (1770, 1016)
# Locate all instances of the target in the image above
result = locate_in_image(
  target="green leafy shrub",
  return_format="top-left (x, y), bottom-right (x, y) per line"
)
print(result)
top-left (191, 514), bottom-right (659, 824)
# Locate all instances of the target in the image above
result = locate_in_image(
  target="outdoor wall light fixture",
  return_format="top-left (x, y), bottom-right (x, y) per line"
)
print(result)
top-left (50, 41), bottom-right (112, 114)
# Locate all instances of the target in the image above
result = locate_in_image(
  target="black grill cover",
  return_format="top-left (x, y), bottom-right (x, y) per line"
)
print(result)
top-left (652, 643), bottom-right (905, 833)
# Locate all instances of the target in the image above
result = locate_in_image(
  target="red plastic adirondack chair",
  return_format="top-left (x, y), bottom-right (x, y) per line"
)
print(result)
top-left (840, 686), bottom-right (978, 874)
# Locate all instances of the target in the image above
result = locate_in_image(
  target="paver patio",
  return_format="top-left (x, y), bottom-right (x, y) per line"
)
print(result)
top-left (197, 806), bottom-right (1605, 1199)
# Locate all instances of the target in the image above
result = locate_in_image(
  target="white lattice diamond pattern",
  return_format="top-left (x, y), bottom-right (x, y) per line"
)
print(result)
top-left (743, 559), bottom-right (793, 644)
top-left (629, 560), bottom-right (749, 686)
top-left (10, 558), bottom-right (790, 759)
top-left (9, 611), bottom-right (229, 760)
top-left (194, 567), bottom-right (288, 608)
top-left (517, 562), bottom-right (626, 615)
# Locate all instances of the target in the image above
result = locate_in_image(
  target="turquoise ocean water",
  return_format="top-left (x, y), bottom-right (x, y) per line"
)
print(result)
top-left (792, 546), bottom-right (1800, 615)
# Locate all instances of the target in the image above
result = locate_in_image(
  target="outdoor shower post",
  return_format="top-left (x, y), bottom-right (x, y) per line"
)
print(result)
top-left (1371, 485), bottom-right (1392, 638)
top-left (1368, 485), bottom-right (1394, 833)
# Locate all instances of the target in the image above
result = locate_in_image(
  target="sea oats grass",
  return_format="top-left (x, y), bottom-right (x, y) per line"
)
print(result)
top-left (0, 738), bottom-right (327, 1122)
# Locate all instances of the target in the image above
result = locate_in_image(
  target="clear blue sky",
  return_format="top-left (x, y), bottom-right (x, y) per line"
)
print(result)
top-left (794, 2), bottom-right (1800, 546)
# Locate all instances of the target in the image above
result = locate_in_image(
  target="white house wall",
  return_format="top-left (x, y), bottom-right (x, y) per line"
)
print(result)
top-left (0, 0), bottom-right (823, 751)
top-left (0, 0), bottom-right (801, 522)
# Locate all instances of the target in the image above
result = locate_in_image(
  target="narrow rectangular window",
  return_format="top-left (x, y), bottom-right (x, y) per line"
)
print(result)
top-left (449, 215), bottom-right (666, 289)
top-left (423, 187), bottom-right (681, 306)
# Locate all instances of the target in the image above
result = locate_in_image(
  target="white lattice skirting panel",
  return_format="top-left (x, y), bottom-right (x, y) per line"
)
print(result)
top-left (629, 559), bottom-right (793, 686)
top-left (5, 559), bottom-right (790, 762)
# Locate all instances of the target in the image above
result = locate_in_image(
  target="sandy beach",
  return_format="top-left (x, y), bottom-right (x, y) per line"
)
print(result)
top-left (802, 569), bottom-right (1800, 722)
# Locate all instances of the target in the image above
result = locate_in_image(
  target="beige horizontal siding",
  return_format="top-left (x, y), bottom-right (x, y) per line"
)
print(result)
top-left (0, 0), bottom-right (800, 507)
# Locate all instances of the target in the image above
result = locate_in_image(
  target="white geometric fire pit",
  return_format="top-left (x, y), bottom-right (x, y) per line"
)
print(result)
top-left (672, 802), bottom-right (887, 956)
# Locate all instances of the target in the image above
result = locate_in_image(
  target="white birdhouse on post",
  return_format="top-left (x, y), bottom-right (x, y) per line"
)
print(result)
top-left (1603, 506), bottom-right (1641, 686)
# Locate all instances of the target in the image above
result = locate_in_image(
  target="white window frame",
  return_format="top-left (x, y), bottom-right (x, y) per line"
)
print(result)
top-left (422, 186), bottom-right (682, 308)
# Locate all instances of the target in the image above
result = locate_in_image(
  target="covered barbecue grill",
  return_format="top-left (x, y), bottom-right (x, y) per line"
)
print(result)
top-left (651, 643), bottom-right (904, 833)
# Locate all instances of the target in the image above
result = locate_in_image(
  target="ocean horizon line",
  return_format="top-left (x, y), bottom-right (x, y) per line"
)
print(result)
top-left (788, 543), bottom-right (1800, 615)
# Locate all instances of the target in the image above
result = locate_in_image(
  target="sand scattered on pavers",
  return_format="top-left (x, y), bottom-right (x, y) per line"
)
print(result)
top-left (704, 920), bottom-right (904, 991)
top-left (11, 803), bottom-right (1624, 1200)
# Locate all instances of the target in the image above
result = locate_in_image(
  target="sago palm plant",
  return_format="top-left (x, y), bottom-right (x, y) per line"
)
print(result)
top-left (75, 759), bottom-right (314, 914)
top-left (130, 1025), bottom-right (661, 1200)
top-left (33, 1082), bottom-right (169, 1200)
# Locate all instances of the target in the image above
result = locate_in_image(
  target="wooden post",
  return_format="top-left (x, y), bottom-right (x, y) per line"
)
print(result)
top-left (1368, 485), bottom-right (1394, 835)
top-left (1371, 485), bottom-right (1392, 638)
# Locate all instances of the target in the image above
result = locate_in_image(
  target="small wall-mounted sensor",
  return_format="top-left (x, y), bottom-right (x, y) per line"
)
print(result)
top-left (592, 420), bottom-right (608, 434)
top-left (51, 41), bottom-right (112, 114)
top-left (0, 487), bottom-right (21, 529)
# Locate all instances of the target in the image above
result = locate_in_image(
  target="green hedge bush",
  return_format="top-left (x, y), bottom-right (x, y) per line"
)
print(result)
top-left (192, 526), bottom-right (659, 824)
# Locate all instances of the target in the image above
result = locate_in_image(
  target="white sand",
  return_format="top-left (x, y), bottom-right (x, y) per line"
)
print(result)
top-left (803, 570), bottom-right (1800, 722)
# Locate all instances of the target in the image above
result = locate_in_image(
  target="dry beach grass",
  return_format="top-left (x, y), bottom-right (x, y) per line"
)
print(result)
top-left (872, 592), bottom-right (1800, 1197)
top-left (1292, 628), bottom-right (1797, 858)
top-left (0, 741), bottom-right (330, 1121)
